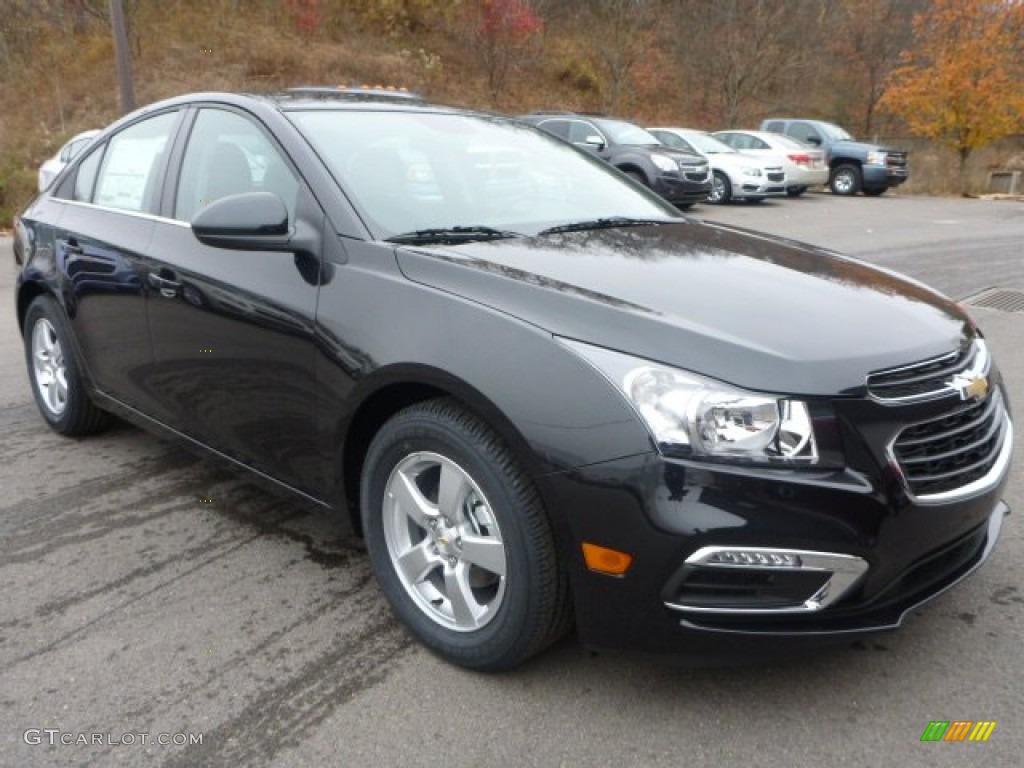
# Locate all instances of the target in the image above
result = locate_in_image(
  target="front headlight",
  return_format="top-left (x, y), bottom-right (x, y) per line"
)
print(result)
top-left (866, 151), bottom-right (887, 165)
top-left (561, 339), bottom-right (819, 464)
top-left (739, 165), bottom-right (763, 177)
top-left (650, 153), bottom-right (679, 173)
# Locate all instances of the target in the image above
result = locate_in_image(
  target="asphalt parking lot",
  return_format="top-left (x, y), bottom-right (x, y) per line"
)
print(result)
top-left (2, 194), bottom-right (1022, 768)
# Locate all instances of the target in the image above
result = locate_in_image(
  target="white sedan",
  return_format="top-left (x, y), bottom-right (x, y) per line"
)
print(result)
top-left (714, 130), bottom-right (828, 197)
top-left (648, 127), bottom-right (786, 204)
top-left (37, 129), bottom-right (101, 191)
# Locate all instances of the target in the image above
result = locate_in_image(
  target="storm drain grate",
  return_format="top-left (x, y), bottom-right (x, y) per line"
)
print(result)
top-left (963, 288), bottom-right (1024, 313)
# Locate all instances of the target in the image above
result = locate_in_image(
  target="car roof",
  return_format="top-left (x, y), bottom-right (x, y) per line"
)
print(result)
top-left (109, 88), bottom-right (483, 124)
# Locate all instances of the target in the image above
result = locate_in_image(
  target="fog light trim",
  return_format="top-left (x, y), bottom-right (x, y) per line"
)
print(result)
top-left (665, 546), bottom-right (868, 614)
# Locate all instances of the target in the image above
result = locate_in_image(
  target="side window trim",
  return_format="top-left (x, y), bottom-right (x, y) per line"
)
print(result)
top-left (158, 108), bottom-right (198, 219)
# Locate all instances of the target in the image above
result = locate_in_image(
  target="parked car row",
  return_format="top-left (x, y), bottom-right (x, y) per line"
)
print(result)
top-left (519, 111), bottom-right (908, 206)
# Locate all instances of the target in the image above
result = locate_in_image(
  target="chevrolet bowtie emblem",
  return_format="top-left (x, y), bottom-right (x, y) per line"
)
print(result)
top-left (950, 372), bottom-right (989, 401)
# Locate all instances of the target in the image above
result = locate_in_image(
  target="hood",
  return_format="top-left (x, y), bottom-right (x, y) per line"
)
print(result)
top-left (393, 222), bottom-right (972, 397)
top-left (620, 145), bottom-right (704, 164)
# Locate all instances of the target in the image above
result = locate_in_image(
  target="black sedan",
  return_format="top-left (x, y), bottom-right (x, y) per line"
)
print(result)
top-left (13, 89), bottom-right (1012, 671)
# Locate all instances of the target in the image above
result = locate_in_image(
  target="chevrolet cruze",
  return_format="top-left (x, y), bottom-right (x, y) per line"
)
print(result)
top-left (13, 89), bottom-right (1012, 671)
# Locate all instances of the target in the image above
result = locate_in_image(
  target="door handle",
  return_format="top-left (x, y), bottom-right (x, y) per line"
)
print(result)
top-left (147, 271), bottom-right (181, 299)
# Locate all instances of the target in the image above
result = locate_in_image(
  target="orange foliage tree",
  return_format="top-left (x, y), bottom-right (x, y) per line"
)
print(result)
top-left (880, 0), bottom-right (1024, 192)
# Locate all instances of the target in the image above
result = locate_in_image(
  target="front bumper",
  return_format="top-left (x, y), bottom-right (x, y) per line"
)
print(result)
top-left (538, 405), bottom-right (1010, 661)
top-left (864, 163), bottom-right (909, 189)
top-left (652, 173), bottom-right (712, 205)
top-left (732, 173), bottom-right (787, 199)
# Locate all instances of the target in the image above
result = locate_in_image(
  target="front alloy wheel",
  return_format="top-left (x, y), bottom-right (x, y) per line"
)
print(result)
top-left (382, 451), bottom-right (507, 631)
top-left (830, 164), bottom-right (862, 196)
top-left (709, 171), bottom-right (731, 204)
top-left (361, 398), bottom-right (571, 671)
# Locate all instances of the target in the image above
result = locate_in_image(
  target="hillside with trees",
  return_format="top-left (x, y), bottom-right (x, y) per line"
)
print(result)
top-left (1, 0), bottom-right (1022, 222)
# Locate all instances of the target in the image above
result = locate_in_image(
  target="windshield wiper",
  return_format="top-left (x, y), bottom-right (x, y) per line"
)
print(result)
top-left (385, 226), bottom-right (523, 245)
top-left (538, 217), bottom-right (676, 236)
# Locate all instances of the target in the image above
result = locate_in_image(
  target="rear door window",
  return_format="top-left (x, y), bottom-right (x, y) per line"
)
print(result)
top-left (537, 119), bottom-right (570, 140)
top-left (93, 112), bottom-right (178, 213)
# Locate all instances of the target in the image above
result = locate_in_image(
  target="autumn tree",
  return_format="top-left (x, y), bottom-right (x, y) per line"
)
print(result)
top-left (471, 0), bottom-right (543, 105)
top-left (666, 0), bottom-right (815, 128)
top-left (880, 0), bottom-right (1024, 193)
top-left (287, 0), bottom-right (322, 37)
top-left (827, 0), bottom-right (924, 136)
top-left (584, 0), bottom-right (660, 114)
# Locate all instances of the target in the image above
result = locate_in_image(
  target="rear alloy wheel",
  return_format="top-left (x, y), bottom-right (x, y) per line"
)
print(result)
top-left (786, 186), bottom-right (807, 197)
top-left (709, 171), bottom-right (731, 204)
top-left (24, 296), bottom-right (109, 436)
top-left (830, 164), bottom-right (862, 196)
top-left (361, 398), bottom-right (571, 671)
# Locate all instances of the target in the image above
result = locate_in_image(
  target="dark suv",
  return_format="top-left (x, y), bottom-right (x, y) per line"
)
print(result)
top-left (521, 112), bottom-right (711, 208)
top-left (761, 118), bottom-right (909, 196)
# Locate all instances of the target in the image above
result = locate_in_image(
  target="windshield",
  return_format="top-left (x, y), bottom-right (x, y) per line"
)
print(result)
top-left (679, 132), bottom-right (736, 154)
top-left (289, 110), bottom-right (679, 238)
top-left (819, 122), bottom-right (853, 142)
top-left (592, 118), bottom-right (661, 147)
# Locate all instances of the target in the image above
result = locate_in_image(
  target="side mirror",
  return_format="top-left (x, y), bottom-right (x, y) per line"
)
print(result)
top-left (579, 135), bottom-right (605, 151)
top-left (805, 135), bottom-right (822, 146)
top-left (191, 191), bottom-right (291, 251)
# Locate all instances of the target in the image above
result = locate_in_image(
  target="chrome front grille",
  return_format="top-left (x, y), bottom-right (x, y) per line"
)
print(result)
top-left (892, 389), bottom-right (1007, 498)
top-left (682, 164), bottom-right (709, 182)
top-left (867, 340), bottom-right (984, 401)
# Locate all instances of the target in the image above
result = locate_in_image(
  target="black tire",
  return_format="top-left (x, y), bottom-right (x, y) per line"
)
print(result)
top-left (23, 295), bottom-right (109, 436)
top-left (786, 186), bottom-right (807, 197)
top-left (360, 398), bottom-right (571, 671)
top-left (709, 170), bottom-right (732, 204)
top-left (829, 164), bottom-right (862, 196)
top-left (863, 187), bottom-right (888, 196)
top-left (676, 202), bottom-right (695, 210)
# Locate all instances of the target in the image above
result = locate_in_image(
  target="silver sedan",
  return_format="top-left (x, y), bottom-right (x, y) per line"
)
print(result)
top-left (714, 129), bottom-right (828, 197)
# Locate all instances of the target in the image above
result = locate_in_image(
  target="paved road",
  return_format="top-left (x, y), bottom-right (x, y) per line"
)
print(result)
top-left (698, 192), bottom-right (1024, 300)
top-left (1, 196), bottom-right (1022, 768)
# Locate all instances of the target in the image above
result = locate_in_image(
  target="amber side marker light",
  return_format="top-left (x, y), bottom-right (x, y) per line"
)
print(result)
top-left (582, 542), bottom-right (634, 576)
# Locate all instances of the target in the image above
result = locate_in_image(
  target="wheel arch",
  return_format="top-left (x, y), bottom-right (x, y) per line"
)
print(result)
top-left (337, 365), bottom-right (545, 535)
top-left (829, 157), bottom-right (861, 172)
top-left (614, 162), bottom-right (649, 184)
top-left (16, 280), bottom-right (51, 336)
